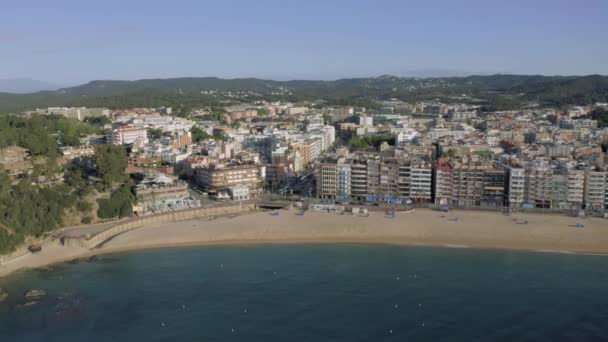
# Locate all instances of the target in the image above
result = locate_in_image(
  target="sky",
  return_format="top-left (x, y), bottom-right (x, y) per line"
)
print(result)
top-left (1, 0), bottom-right (607, 85)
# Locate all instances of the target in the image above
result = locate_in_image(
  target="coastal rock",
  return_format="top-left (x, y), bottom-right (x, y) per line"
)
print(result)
top-left (16, 301), bottom-right (38, 309)
top-left (24, 289), bottom-right (47, 299)
top-left (0, 288), bottom-right (7, 303)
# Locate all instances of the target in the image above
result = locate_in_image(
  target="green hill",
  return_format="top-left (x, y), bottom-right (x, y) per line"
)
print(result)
top-left (1, 74), bottom-right (607, 113)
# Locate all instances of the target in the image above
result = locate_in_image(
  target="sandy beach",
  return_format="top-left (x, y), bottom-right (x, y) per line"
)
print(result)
top-left (2, 209), bottom-right (608, 278)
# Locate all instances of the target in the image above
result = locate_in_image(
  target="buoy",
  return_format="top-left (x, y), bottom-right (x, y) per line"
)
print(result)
top-left (394, 304), bottom-right (398, 309)
top-left (231, 328), bottom-right (235, 333)
top-left (244, 308), bottom-right (248, 313)
top-left (161, 322), bottom-right (165, 327)
top-left (396, 276), bottom-right (400, 280)
top-left (418, 303), bottom-right (422, 307)
top-left (389, 329), bottom-right (393, 334)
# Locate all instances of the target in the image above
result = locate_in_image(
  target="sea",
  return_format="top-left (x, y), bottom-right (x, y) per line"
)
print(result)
top-left (1, 244), bottom-right (607, 342)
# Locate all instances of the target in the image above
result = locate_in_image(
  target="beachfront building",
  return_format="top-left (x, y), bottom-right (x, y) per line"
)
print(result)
top-left (315, 154), bottom-right (432, 203)
top-left (134, 172), bottom-right (195, 214)
top-left (505, 166), bottom-right (525, 208)
top-left (227, 185), bottom-right (250, 201)
top-left (316, 162), bottom-right (338, 199)
top-left (566, 170), bottom-right (585, 209)
top-left (434, 158), bottom-right (454, 205)
top-left (337, 162), bottom-right (352, 200)
top-left (350, 158), bottom-right (368, 201)
top-left (194, 163), bottom-right (262, 195)
top-left (523, 163), bottom-right (554, 208)
top-left (403, 160), bottom-right (433, 202)
top-left (434, 156), bottom-right (506, 207)
top-left (584, 171), bottom-right (607, 210)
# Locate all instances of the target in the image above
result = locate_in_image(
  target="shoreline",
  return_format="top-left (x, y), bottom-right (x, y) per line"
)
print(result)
top-left (2, 209), bottom-right (608, 279)
top-left (90, 237), bottom-right (608, 259)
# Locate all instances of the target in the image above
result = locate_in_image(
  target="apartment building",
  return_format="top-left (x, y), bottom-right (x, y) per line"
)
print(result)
top-left (337, 163), bottom-right (352, 199)
top-left (331, 107), bottom-right (354, 123)
top-left (506, 167), bottom-right (525, 208)
top-left (404, 160), bottom-right (433, 202)
top-left (434, 157), bottom-right (506, 207)
top-left (315, 155), bottom-right (432, 203)
top-left (566, 170), bottom-right (585, 208)
top-left (108, 126), bottom-right (149, 145)
top-left (194, 163), bottom-right (261, 193)
top-left (584, 171), bottom-right (607, 210)
top-left (316, 162), bottom-right (338, 199)
top-left (350, 159), bottom-right (368, 200)
top-left (35, 107), bottom-right (110, 121)
top-left (523, 164), bottom-right (554, 208)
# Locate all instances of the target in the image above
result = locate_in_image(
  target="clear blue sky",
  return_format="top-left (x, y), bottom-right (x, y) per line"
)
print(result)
top-left (1, 0), bottom-right (607, 84)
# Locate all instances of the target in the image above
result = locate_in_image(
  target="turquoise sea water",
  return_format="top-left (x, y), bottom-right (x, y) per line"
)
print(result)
top-left (1, 245), bottom-right (607, 341)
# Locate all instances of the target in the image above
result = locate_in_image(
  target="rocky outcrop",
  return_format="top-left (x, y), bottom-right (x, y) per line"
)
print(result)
top-left (0, 288), bottom-right (7, 303)
top-left (24, 289), bottom-right (46, 299)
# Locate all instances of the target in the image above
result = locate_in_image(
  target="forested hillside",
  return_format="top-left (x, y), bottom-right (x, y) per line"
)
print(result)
top-left (1, 74), bottom-right (607, 114)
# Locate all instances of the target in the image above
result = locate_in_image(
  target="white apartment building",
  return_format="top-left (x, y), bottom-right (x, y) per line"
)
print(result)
top-left (228, 185), bottom-right (250, 201)
top-left (109, 126), bottom-right (149, 145)
top-left (409, 165), bottom-right (433, 202)
top-left (359, 116), bottom-right (373, 127)
top-left (584, 171), bottom-right (607, 210)
top-left (507, 167), bottom-right (525, 208)
top-left (566, 170), bottom-right (585, 208)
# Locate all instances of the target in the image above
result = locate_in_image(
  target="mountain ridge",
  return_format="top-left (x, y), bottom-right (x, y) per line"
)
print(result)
top-left (1, 74), bottom-right (607, 113)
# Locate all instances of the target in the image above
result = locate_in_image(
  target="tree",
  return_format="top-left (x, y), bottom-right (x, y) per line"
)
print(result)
top-left (257, 108), bottom-right (270, 116)
top-left (84, 116), bottom-right (111, 127)
top-left (585, 108), bottom-right (608, 128)
top-left (191, 126), bottom-right (212, 142)
top-left (97, 181), bottom-right (135, 219)
top-left (94, 145), bottom-right (127, 189)
top-left (148, 128), bottom-right (163, 140)
top-left (349, 136), bottom-right (369, 149)
top-left (212, 130), bottom-right (227, 141)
